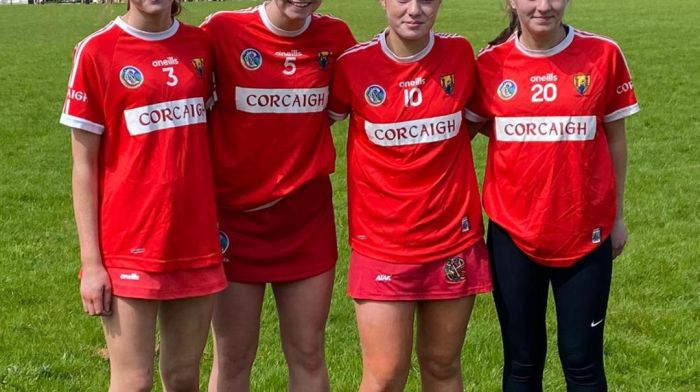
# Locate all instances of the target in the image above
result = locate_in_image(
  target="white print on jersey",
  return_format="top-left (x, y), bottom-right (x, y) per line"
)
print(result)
top-left (495, 116), bottom-right (596, 142)
top-left (152, 56), bottom-right (180, 67)
top-left (530, 73), bottom-right (559, 83)
top-left (119, 273), bottom-right (141, 281)
top-left (364, 111), bottom-right (462, 147)
top-left (66, 88), bottom-right (87, 103)
top-left (375, 274), bottom-right (392, 282)
top-left (616, 81), bottom-right (634, 94)
top-left (124, 98), bottom-right (207, 136)
top-left (235, 87), bottom-right (329, 114)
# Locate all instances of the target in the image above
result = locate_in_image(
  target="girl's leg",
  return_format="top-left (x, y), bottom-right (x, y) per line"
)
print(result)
top-left (272, 268), bottom-right (335, 392)
top-left (158, 294), bottom-right (216, 392)
top-left (354, 299), bottom-right (415, 392)
top-left (415, 296), bottom-right (475, 392)
top-left (551, 239), bottom-right (612, 392)
top-left (102, 297), bottom-right (159, 392)
top-left (488, 222), bottom-right (550, 392)
top-left (208, 283), bottom-right (266, 392)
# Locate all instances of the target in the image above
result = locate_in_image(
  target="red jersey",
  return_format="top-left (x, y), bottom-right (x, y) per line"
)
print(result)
top-left (60, 18), bottom-right (221, 272)
top-left (466, 27), bottom-right (640, 267)
top-left (329, 31), bottom-right (484, 263)
top-left (201, 6), bottom-right (356, 210)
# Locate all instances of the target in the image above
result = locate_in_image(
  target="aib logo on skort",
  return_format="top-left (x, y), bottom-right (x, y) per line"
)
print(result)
top-left (241, 48), bottom-right (263, 71)
top-left (497, 79), bottom-right (517, 101)
top-left (365, 84), bottom-right (386, 107)
top-left (219, 230), bottom-right (230, 254)
top-left (120, 66), bottom-right (144, 89)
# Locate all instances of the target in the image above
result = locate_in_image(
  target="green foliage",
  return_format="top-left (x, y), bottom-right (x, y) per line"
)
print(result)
top-left (0, 0), bottom-right (698, 390)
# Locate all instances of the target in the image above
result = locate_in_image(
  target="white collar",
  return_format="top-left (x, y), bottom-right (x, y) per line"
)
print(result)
top-left (515, 25), bottom-right (574, 58)
top-left (379, 29), bottom-right (435, 63)
top-left (258, 2), bottom-right (311, 37)
top-left (114, 16), bottom-right (179, 41)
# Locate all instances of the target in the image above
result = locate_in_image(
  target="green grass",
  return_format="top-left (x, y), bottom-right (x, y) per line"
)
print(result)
top-left (0, 0), bottom-right (698, 390)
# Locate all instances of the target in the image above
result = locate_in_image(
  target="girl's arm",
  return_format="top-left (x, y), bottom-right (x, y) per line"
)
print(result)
top-left (71, 129), bottom-right (112, 316)
top-left (604, 119), bottom-right (628, 259)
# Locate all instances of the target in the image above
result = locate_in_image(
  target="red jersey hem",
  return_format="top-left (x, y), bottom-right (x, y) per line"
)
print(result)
top-left (349, 234), bottom-right (484, 265)
top-left (489, 217), bottom-right (612, 268)
top-left (103, 252), bottom-right (223, 273)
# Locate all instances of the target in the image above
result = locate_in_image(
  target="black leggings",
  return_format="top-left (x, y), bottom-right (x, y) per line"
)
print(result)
top-left (487, 222), bottom-right (612, 392)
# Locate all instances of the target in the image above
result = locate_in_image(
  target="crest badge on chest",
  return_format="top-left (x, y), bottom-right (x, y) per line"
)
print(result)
top-left (574, 73), bottom-right (591, 95)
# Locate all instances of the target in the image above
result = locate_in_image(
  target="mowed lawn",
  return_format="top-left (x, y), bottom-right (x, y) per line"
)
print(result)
top-left (0, 0), bottom-right (698, 390)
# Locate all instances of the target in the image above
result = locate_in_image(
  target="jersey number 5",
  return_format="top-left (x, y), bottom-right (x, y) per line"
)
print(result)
top-left (163, 67), bottom-right (179, 87)
top-left (283, 57), bottom-right (297, 76)
top-left (531, 83), bottom-right (557, 103)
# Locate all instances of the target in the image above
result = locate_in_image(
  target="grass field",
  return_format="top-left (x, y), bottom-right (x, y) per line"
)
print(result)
top-left (0, 0), bottom-right (698, 390)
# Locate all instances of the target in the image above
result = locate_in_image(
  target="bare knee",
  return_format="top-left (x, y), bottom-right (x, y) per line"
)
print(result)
top-left (110, 369), bottom-right (153, 392)
top-left (417, 349), bottom-right (461, 382)
top-left (160, 363), bottom-right (199, 392)
top-left (215, 345), bottom-right (258, 376)
top-left (283, 336), bottom-right (325, 372)
top-left (361, 360), bottom-right (410, 392)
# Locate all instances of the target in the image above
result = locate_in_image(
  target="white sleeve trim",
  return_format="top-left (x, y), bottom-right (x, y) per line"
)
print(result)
top-left (604, 103), bottom-right (640, 123)
top-left (60, 113), bottom-right (104, 135)
top-left (464, 109), bottom-right (488, 123)
top-left (328, 110), bottom-right (348, 121)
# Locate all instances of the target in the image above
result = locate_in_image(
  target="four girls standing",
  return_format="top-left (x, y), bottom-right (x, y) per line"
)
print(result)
top-left (62, 0), bottom-right (637, 390)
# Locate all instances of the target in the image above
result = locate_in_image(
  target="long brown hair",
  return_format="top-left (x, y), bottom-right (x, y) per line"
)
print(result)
top-left (488, 2), bottom-right (518, 46)
top-left (127, 0), bottom-right (182, 17)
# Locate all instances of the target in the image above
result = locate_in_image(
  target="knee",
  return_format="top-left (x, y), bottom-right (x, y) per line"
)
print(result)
top-left (214, 344), bottom-right (258, 374)
top-left (160, 363), bottom-right (199, 392)
top-left (362, 360), bottom-right (410, 392)
top-left (110, 370), bottom-right (153, 392)
top-left (417, 350), bottom-right (461, 381)
top-left (509, 360), bottom-right (543, 383)
top-left (283, 338), bottom-right (325, 372)
top-left (560, 353), bottom-right (605, 386)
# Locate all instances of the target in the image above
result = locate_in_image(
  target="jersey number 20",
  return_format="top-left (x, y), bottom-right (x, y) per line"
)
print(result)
top-left (531, 83), bottom-right (557, 103)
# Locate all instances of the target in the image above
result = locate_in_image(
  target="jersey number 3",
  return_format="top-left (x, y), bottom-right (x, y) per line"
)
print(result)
top-left (163, 67), bottom-right (179, 87)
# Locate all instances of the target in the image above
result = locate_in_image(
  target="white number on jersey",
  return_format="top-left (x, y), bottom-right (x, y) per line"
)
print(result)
top-left (531, 83), bottom-right (557, 103)
top-left (403, 87), bottom-right (423, 107)
top-left (163, 67), bottom-right (179, 87)
top-left (283, 57), bottom-right (297, 76)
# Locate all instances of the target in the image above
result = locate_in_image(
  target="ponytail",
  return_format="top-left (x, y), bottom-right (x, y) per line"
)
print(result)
top-left (488, 6), bottom-right (518, 46)
top-left (171, 1), bottom-right (181, 17)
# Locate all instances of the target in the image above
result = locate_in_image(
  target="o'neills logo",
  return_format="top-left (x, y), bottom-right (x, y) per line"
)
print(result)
top-left (495, 116), bottom-right (597, 142)
top-left (235, 87), bottom-right (328, 114)
top-left (364, 112), bottom-right (462, 147)
top-left (123, 98), bottom-right (206, 136)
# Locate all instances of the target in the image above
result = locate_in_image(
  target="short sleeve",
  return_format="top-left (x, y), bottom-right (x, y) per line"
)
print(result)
top-left (603, 45), bottom-right (640, 123)
top-left (465, 69), bottom-right (491, 123)
top-left (59, 44), bottom-right (106, 134)
top-left (328, 57), bottom-right (351, 121)
top-left (337, 21), bottom-right (358, 53)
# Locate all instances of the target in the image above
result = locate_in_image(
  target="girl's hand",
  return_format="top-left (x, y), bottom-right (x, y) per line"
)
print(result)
top-left (80, 263), bottom-right (112, 316)
top-left (610, 218), bottom-right (628, 260)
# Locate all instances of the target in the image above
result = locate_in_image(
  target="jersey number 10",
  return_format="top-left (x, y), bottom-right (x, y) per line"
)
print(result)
top-left (404, 87), bottom-right (423, 107)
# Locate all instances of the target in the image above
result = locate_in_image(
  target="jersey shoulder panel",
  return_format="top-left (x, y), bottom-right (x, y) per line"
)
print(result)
top-left (201, 7), bottom-right (258, 29)
top-left (434, 32), bottom-right (475, 58)
top-left (573, 28), bottom-right (623, 51)
top-left (337, 36), bottom-right (380, 63)
top-left (74, 21), bottom-right (121, 59)
top-left (476, 34), bottom-right (516, 60)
